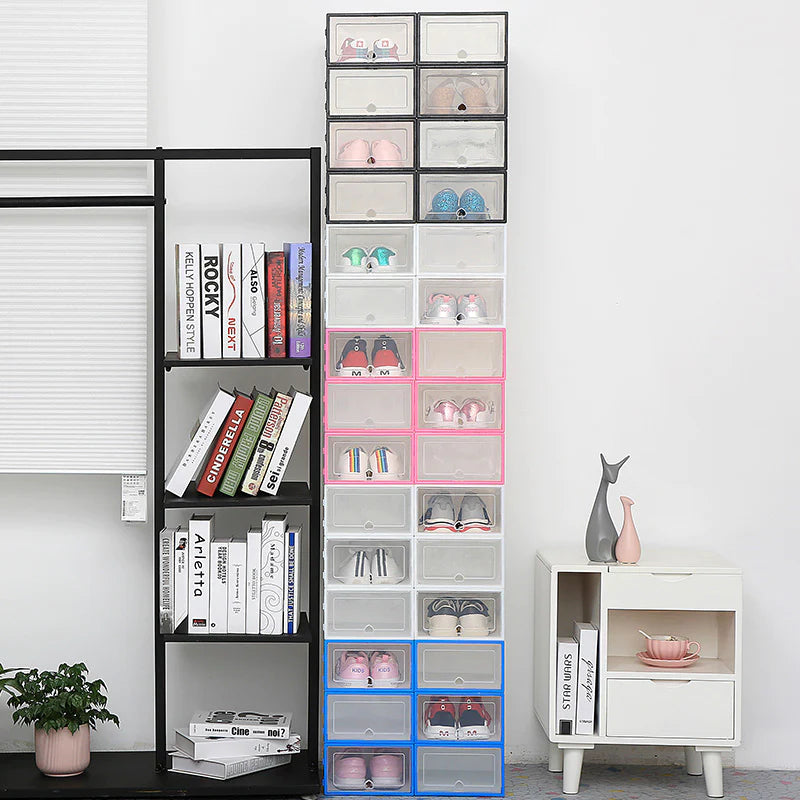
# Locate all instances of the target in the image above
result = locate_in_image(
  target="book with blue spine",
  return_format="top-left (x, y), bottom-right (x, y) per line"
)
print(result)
top-left (284, 242), bottom-right (311, 359)
top-left (283, 526), bottom-right (300, 634)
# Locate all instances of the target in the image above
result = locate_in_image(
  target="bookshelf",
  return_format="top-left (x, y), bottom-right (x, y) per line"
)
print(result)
top-left (0, 147), bottom-right (322, 797)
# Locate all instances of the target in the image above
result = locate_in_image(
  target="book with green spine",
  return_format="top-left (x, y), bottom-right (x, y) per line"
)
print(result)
top-left (218, 389), bottom-right (274, 496)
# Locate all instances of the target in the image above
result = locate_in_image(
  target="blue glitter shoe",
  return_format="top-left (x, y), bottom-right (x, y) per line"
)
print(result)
top-left (458, 188), bottom-right (489, 220)
top-left (426, 188), bottom-right (459, 220)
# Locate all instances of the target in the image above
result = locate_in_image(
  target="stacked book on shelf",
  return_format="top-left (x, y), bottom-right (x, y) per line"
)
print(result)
top-left (555, 621), bottom-right (598, 736)
top-left (176, 241), bottom-right (312, 360)
top-left (165, 384), bottom-right (311, 499)
top-left (159, 513), bottom-right (302, 635)
top-left (170, 710), bottom-right (298, 780)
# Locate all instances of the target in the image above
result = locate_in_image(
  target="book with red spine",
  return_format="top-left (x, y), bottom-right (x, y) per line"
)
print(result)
top-left (266, 251), bottom-right (287, 358)
top-left (197, 391), bottom-right (254, 497)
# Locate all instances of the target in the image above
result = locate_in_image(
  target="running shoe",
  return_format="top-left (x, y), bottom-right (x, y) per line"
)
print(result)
top-left (335, 651), bottom-right (370, 688)
top-left (457, 293), bottom-right (489, 323)
top-left (421, 493), bottom-right (457, 531)
top-left (371, 547), bottom-right (402, 584)
top-left (369, 753), bottom-right (404, 788)
top-left (458, 188), bottom-right (489, 220)
top-left (339, 549), bottom-right (370, 584)
top-left (368, 446), bottom-right (401, 480)
top-left (457, 697), bottom-right (493, 739)
top-left (335, 336), bottom-right (369, 377)
top-left (426, 187), bottom-right (459, 220)
top-left (424, 697), bottom-right (457, 739)
top-left (424, 292), bottom-right (458, 323)
top-left (457, 494), bottom-right (493, 531)
top-left (426, 597), bottom-right (459, 637)
top-left (332, 753), bottom-right (368, 789)
top-left (371, 334), bottom-right (405, 376)
top-left (457, 598), bottom-right (491, 637)
top-left (337, 446), bottom-right (369, 480)
top-left (370, 651), bottom-right (401, 687)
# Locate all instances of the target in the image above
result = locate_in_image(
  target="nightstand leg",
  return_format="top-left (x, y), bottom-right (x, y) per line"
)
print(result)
top-left (685, 745), bottom-right (703, 776)
top-left (561, 746), bottom-right (588, 794)
top-left (548, 742), bottom-right (563, 772)
top-left (698, 749), bottom-right (724, 797)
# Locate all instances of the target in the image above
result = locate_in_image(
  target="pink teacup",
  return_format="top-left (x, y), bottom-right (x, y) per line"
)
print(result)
top-left (645, 635), bottom-right (701, 660)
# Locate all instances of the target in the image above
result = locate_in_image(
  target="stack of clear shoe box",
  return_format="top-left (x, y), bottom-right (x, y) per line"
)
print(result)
top-left (323, 12), bottom-right (507, 796)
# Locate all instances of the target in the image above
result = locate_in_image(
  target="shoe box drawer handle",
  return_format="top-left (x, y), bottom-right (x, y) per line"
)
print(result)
top-left (454, 675), bottom-right (465, 685)
top-left (364, 727), bottom-right (375, 737)
top-left (454, 573), bottom-right (465, 583)
top-left (649, 679), bottom-right (690, 685)
top-left (649, 572), bottom-right (694, 582)
top-left (365, 624), bottom-right (375, 632)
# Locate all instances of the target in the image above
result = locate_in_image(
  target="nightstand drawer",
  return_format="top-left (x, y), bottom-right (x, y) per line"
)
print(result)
top-left (606, 679), bottom-right (734, 739)
top-left (603, 572), bottom-right (740, 611)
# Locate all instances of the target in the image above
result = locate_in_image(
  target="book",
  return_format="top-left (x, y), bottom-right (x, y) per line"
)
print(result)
top-left (169, 752), bottom-right (291, 780)
top-left (245, 525), bottom-right (261, 634)
top-left (174, 728), bottom-right (300, 760)
top-left (261, 388), bottom-right (311, 496)
top-left (241, 390), bottom-right (291, 496)
top-left (197, 391), bottom-right (254, 497)
top-left (556, 636), bottom-right (579, 735)
top-left (218, 389), bottom-right (273, 497)
top-left (174, 527), bottom-right (189, 631)
top-left (188, 515), bottom-right (214, 634)
top-left (574, 621), bottom-right (599, 735)
top-left (159, 527), bottom-right (175, 634)
top-left (210, 539), bottom-right (231, 633)
top-left (188, 711), bottom-right (292, 739)
top-left (165, 386), bottom-right (235, 497)
top-left (200, 243), bottom-right (222, 358)
top-left (266, 251), bottom-right (286, 358)
top-left (285, 243), bottom-right (311, 359)
top-left (241, 242), bottom-right (266, 358)
top-left (175, 244), bottom-right (201, 359)
top-left (283, 526), bottom-right (300, 635)
top-left (222, 243), bottom-right (241, 359)
top-left (227, 539), bottom-right (247, 634)
top-left (259, 513), bottom-right (286, 635)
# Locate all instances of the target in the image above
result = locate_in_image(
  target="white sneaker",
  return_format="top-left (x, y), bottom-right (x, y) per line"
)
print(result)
top-left (339, 550), bottom-right (370, 584)
top-left (371, 547), bottom-right (402, 585)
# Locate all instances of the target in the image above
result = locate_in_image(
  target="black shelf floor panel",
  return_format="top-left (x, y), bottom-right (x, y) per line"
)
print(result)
top-left (163, 352), bottom-right (313, 370)
top-left (160, 612), bottom-right (311, 643)
top-left (163, 481), bottom-right (312, 509)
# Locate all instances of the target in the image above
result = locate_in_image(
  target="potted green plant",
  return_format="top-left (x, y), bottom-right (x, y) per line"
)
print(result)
top-left (1, 662), bottom-right (119, 777)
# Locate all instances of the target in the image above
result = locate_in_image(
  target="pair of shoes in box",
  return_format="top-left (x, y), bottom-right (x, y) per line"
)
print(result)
top-left (335, 650), bottom-right (401, 687)
top-left (427, 78), bottom-right (496, 114)
top-left (336, 334), bottom-right (404, 377)
top-left (339, 547), bottom-right (402, 585)
top-left (334, 751), bottom-right (404, 790)
top-left (336, 445), bottom-right (401, 481)
top-left (426, 187), bottom-right (490, 220)
top-left (426, 597), bottom-right (491, 637)
top-left (338, 139), bottom-right (403, 166)
top-left (428, 397), bottom-right (490, 426)
top-left (425, 696), bottom-right (493, 740)
top-left (421, 493), bottom-right (493, 531)
top-left (337, 37), bottom-right (400, 62)
top-left (424, 291), bottom-right (488, 324)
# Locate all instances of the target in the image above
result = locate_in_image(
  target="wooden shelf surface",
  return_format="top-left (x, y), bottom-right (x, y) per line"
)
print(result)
top-left (163, 481), bottom-right (312, 509)
top-left (0, 749), bottom-right (320, 798)
top-left (161, 613), bottom-right (311, 643)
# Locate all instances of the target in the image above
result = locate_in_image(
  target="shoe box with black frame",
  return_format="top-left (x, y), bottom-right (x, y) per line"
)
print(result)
top-left (322, 11), bottom-right (507, 796)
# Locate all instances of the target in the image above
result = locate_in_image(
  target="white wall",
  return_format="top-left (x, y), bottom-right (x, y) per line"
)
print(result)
top-left (1, 0), bottom-right (799, 771)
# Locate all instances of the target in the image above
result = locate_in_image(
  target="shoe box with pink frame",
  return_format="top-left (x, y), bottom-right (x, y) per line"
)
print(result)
top-left (323, 12), bottom-right (507, 796)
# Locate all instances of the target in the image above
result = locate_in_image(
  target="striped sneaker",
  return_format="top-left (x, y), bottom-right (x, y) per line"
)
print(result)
top-left (371, 547), bottom-right (402, 584)
top-left (337, 446), bottom-right (369, 480)
top-left (339, 550), bottom-right (370, 585)
top-left (368, 446), bottom-right (400, 480)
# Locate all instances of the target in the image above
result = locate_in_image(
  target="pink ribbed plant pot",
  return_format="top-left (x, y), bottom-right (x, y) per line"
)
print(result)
top-left (34, 724), bottom-right (90, 777)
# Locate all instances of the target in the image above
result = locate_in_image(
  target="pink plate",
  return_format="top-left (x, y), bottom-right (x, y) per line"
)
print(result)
top-left (636, 651), bottom-right (700, 669)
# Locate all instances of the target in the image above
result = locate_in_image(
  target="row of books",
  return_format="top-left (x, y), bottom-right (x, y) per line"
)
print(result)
top-left (159, 513), bottom-right (301, 635)
top-left (556, 621), bottom-right (598, 736)
top-left (170, 710), bottom-right (298, 780)
top-left (175, 242), bottom-right (312, 360)
top-left (165, 385), bottom-right (311, 498)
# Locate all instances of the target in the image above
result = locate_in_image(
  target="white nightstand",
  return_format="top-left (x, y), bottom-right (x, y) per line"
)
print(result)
top-left (533, 548), bottom-right (742, 797)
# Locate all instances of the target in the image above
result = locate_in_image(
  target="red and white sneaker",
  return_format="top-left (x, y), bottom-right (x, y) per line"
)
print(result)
top-left (371, 334), bottom-right (405, 376)
top-left (424, 697), bottom-right (457, 739)
top-left (457, 697), bottom-right (493, 739)
top-left (336, 336), bottom-right (370, 377)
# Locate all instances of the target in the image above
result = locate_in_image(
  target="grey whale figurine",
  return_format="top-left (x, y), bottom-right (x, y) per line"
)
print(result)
top-left (585, 453), bottom-right (630, 562)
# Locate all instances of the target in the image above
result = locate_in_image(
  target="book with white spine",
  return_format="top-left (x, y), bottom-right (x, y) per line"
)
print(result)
top-left (261, 388), bottom-right (311, 496)
top-left (245, 525), bottom-right (261, 634)
top-left (188, 515), bottom-right (214, 634)
top-left (574, 621), bottom-right (598, 735)
top-left (227, 539), bottom-right (247, 634)
top-left (169, 752), bottom-right (290, 780)
top-left (165, 387), bottom-right (234, 497)
top-left (241, 390), bottom-right (291, 496)
top-left (241, 242), bottom-right (266, 358)
top-left (175, 244), bottom-right (201, 359)
top-left (210, 539), bottom-right (231, 633)
top-left (222, 243), bottom-right (241, 359)
top-left (159, 527), bottom-right (175, 633)
top-left (200, 243), bottom-right (222, 358)
top-left (556, 636), bottom-right (579, 735)
top-left (188, 710), bottom-right (292, 739)
top-left (259, 513), bottom-right (286, 634)
top-left (174, 526), bottom-right (189, 631)
top-left (174, 729), bottom-right (300, 761)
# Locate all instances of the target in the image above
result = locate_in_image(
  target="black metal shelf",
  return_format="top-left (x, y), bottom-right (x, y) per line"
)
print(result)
top-left (161, 613), bottom-right (312, 643)
top-left (0, 750), bottom-right (319, 798)
top-left (163, 480), bottom-right (312, 509)
top-left (163, 351), bottom-right (313, 370)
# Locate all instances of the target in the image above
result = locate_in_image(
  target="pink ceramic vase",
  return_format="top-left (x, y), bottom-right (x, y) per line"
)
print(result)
top-left (615, 496), bottom-right (641, 564)
top-left (34, 724), bottom-right (90, 777)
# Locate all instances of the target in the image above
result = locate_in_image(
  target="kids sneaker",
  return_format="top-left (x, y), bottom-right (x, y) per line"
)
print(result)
top-left (457, 493), bottom-right (493, 530)
top-left (457, 293), bottom-right (489, 323)
top-left (371, 547), bottom-right (402, 584)
top-left (372, 37), bottom-right (400, 61)
top-left (370, 651), bottom-right (401, 687)
top-left (457, 598), bottom-right (491, 637)
top-left (426, 187), bottom-right (459, 220)
top-left (460, 398), bottom-right (488, 424)
top-left (337, 138), bottom-right (371, 166)
top-left (369, 753), bottom-right (404, 788)
top-left (333, 753), bottom-right (368, 789)
top-left (424, 293), bottom-right (458, 323)
top-left (457, 698), bottom-right (493, 740)
top-left (336, 336), bottom-right (370, 376)
top-left (420, 493), bottom-right (456, 531)
top-left (424, 697), bottom-right (457, 739)
top-left (371, 334), bottom-right (405, 376)
top-left (371, 139), bottom-right (403, 166)
top-left (337, 446), bottom-right (369, 480)
top-left (339, 550), bottom-right (370, 584)
top-left (426, 597), bottom-right (459, 637)
top-left (368, 446), bottom-right (401, 480)
top-left (337, 37), bottom-right (369, 62)
top-left (458, 188), bottom-right (489, 220)
top-left (335, 651), bottom-right (370, 688)
top-left (431, 399), bottom-right (460, 425)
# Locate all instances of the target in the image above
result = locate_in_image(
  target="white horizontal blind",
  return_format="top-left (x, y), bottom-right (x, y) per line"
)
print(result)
top-left (0, 211), bottom-right (148, 473)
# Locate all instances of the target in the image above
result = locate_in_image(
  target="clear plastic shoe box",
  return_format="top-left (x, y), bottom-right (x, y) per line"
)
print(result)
top-left (327, 277), bottom-right (415, 327)
top-left (416, 487), bottom-right (503, 535)
top-left (419, 173), bottom-right (505, 223)
top-left (325, 745), bottom-right (413, 794)
top-left (325, 587), bottom-right (414, 639)
top-left (326, 538), bottom-right (412, 587)
top-left (325, 434), bottom-right (413, 483)
top-left (328, 15), bottom-right (416, 65)
top-left (417, 590), bottom-right (503, 640)
top-left (329, 121), bottom-right (415, 169)
top-left (326, 693), bottom-right (414, 742)
top-left (415, 745), bottom-right (503, 796)
top-left (415, 537), bottom-right (503, 588)
top-left (416, 330), bottom-right (505, 379)
top-left (418, 13), bottom-right (507, 63)
top-left (419, 68), bottom-right (506, 116)
top-left (416, 693), bottom-right (503, 743)
top-left (416, 384), bottom-right (504, 431)
top-left (325, 641), bottom-right (413, 690)
top-left (328, 68), bottom-right (416, 116)
top-left (416, 641), bottom-right (504, 691)
top-left (417, 278), bottom-right (505, 327)
top-left (327, 329), bottom-right (414, 380)
top-left (326, 382), bottom-right (413, 431)
top-left (328, 174), bottom-right (415, 222)
top-left (419, 121), bottom-right (506, 169)
top-left (416, 434), bottom-right (504, 483)
top-left (325, 486), bottom-right (414, 535)
top-left (327, 225), bottom-right (415, 276)
top-left (417, 224), bottom-right (506, 276)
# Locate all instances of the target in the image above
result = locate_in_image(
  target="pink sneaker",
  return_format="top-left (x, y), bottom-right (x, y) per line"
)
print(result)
top-left (333, 754), bottom-right (367, 790)
top-left (369, 753), bottom-right (404, 788)
top-left (432, 399), bottom-right (460, 425)
top-left (335, 650), bottom-right (369, 687)
top-left (337, 138), bottom-right (371, 167)
top-left (371, 139), bottom-right (403, 166)
top-left (370, 651), bottom-right (401, 687)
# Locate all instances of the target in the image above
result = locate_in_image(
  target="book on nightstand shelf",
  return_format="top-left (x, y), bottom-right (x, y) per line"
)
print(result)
top-left (556, 636), bottom-right (578, 735)
top-left (574, 621), bottom-right (598, 735)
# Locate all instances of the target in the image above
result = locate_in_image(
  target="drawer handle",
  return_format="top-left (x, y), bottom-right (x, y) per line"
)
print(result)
top-left (366, 103), bottom-right (377, 114)
top-left (364, 728), bottom-right (374, 737)
top-left (650, 679), bottom-right (690, 685)
top-left (454, 676), bottom-right (464, 685)
top-left (363, 521), bottom-right (374, 531)
top-left (650, 572), bottom-right (693, 582)
top-left (364, 624), bottom-right (375, 632)
top-left (454, 573), bottom-right (465, 583)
